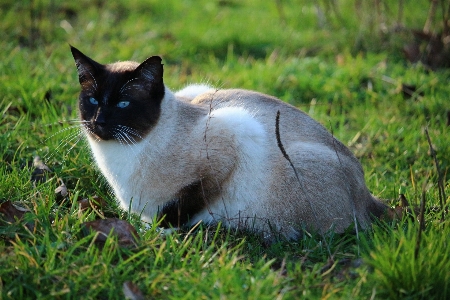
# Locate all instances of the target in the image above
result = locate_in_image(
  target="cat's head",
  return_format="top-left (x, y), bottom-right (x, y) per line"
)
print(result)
top-left (70, 46), bottom-right (165, 142)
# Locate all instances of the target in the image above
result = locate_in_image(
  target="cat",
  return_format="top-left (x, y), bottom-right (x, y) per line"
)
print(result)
top-left (70, 46), bottom-right (387, 239)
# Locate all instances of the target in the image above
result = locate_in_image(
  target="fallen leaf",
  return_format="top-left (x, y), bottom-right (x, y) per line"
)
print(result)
top-left (78, 195), bottom-right (107, 211)
top-left (398, 193), bottom-right (410, 207)
top-left (0, 200), bottom-right (34, 230)
top-left (402, 43), bottom-right (421, 63)
top-left (31, 156), bottom-right (51, 184)
top-left (405, 30), bottom-right (450, 69)
top-left (0, 201), bottom-right (28, 223)
top-left (382, 194), bottom-right (419, 221)
top-left (55, 178), bottom-right (68, 203)
top-left (123, 281), bottom-right (146, 300)
top-left (82, 218), bottom-right (139, 248)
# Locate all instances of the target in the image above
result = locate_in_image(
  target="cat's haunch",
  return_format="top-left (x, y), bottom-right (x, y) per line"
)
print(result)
top-left (71, 46), bottom-right (387, 240)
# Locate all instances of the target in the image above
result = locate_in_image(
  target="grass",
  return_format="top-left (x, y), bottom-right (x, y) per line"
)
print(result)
top-left (1, 0), bottom-right (449, 298)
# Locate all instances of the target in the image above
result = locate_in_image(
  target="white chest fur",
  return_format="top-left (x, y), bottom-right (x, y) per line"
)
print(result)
top-left (87, 137), bottom-right (143, 202)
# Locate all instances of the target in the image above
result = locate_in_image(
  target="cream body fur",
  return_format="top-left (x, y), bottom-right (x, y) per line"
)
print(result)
top-left (71, 48), bottom-right (386, 239)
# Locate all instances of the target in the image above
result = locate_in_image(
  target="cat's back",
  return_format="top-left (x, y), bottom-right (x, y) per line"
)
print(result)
top-left (191, 89), bottom-right (341, 149)
top-left (189, 88), bottom-right (376, 235)
top-left (192, 89), bottom-right (318, 126)
top-left (191, 88), bottom-right (297, 112)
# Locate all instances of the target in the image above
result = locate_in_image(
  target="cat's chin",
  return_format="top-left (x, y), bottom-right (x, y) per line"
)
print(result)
top-left (83, 123), bottom-right (114, 141)
top-left (86, 129), bottom-right (115, 142)
top-left (86, 125), bottom-right (146, 143)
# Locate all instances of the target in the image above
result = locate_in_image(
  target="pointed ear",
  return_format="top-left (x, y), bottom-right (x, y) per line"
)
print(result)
top-left (134, 56), bottom-right (164, 87)
top-left (70, 45), bottom-right (103, 86)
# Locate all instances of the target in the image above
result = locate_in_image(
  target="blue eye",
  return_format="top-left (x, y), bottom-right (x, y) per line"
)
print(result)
top-left (89, 97), bottom-right (98, 105)
top-left (117, 101), bottom-right (130, 108)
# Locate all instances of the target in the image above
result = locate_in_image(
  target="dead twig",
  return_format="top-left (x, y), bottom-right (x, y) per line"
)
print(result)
top-left (275, 111), bottom-right (299, 181)
top-left (424, 128), bottom-right (446, 222)
top-left (275, 110), bottom-right (332, 257)
top-left (328, 120), bottom-right (343, 166)
top-left (397, 0), bottom-right (404, 25)
top-left (424, 0), bottom-right (439, 34)
top-left (440, 0), bottom-right (450, 36)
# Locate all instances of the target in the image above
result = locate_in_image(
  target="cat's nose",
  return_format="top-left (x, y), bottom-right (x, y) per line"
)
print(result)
top-left (94, 109), bottom-right (107, 127)
top-left (94, 118), bottom-right (106, 127)
top-left (94, 119), bottom-right (106, 129)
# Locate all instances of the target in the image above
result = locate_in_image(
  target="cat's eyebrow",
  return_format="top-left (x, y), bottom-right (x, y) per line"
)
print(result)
top-left (119, 78), bottom-right (140, 95)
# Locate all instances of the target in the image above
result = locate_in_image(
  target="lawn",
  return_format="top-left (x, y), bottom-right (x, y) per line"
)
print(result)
top-left (1, 0), bottom-right (449, 299)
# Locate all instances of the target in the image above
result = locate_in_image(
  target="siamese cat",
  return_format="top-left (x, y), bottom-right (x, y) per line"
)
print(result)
top-left (70, 46), bottom-right (387, 239)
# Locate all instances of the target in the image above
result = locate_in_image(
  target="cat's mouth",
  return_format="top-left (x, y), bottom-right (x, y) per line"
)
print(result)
top-left (85, 123), bottom-right (143, 144)
top-left (85, 123), bottom-right (115, 141)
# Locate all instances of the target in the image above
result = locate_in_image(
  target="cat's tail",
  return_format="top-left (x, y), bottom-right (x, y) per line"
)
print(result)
top-left (368, 196), bottom-right (391, 221)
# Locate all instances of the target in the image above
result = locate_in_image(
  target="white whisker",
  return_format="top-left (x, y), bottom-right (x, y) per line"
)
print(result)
top-left (113, 127), bottom-right (141, 159)
top-left (65, 120), bottom-right (89, 124)
top-left (122, 132), bottom-right (137, 146)
top-left (41, 119), bottom-right (87, 127)
top-left (64, 133), bottom-right (85, 159)
top-left (120, 84), bottom-right (142, 94)
top-left (44, 124), bottom-right (84, 142)
top-left (117, 125), bottom-right (143, 139)
top-left (45, 129), bottom-right (83, 158)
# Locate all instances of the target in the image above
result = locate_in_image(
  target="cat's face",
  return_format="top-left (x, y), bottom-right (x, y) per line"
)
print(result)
top-left (71, 46), bottom-right (165, 142)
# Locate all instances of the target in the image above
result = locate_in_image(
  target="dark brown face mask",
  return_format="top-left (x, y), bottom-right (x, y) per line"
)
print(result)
top-left (71, 46), bottom-right (165, 142)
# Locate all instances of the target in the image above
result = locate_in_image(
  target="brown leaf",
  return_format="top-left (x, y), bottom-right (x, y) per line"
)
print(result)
top-left (82, 218), bottom-right (139, 248)
top-left (0, 201), bottom-right (28, 223)
top-left (123, 281), bottom-right (146, 300)
top-left (31, 156), bottom-right (51, 183)
top-left (398, 193), bottom-right (410, 207)
top-left (55, 178), bottom-right (68, 203)
top-left (382, 194), bottom-right (420, 221)
top-left (403, 43), bottom-right (421, 63)
top-left (78, 195), bottom-right (107, 211)
top-left (0, 200), bottom-right (34, 230)
top-left (384, 206), bottom-right (404, 221)
top-left (407, 30), bottom-right (450, 69)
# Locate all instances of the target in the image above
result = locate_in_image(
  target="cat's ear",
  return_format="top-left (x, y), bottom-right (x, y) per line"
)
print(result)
top-left (134, 56), bottom-right (164, 87)
top-left (70, 46), bottom-right (103, 86)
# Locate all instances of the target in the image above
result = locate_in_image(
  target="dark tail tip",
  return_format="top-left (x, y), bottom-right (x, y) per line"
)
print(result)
top-left (368, 196), bottom-right (390, 220)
